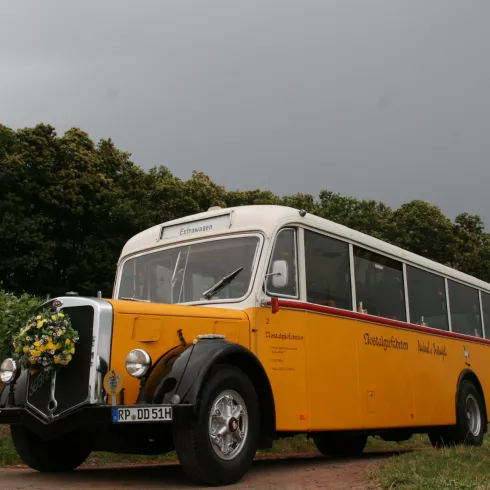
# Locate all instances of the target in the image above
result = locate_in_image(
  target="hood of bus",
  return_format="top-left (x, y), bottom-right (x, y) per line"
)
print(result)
top-left (106, 299), bottom-right (251, 405)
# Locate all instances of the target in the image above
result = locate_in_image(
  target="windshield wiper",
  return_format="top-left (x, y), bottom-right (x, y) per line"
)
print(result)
top-left (120, 297), bottom-right (150, 303)
top-left (202, 267), bottom-right (243, 300)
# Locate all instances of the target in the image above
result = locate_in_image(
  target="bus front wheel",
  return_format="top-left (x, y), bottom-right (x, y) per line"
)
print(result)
top-left (312, 432), bottom-right (367, 457)
top-left (428, 380), bottom-right (485, 448)
top-left (173, 364), bottom-right (260, 486)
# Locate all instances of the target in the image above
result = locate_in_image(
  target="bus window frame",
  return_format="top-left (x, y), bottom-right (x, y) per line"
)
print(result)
top-left (352, 244), bottom-right (407, 322)
top-left (301, 226), bottom-right (353, 311)
top-left (115, 232), bottom-right (265, 307)
top-left (265, 227), bottom-right (300, 300)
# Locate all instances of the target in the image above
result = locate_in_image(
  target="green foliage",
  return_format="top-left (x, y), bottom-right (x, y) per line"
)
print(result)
top-left (0, 287), bottom-right (40, 360)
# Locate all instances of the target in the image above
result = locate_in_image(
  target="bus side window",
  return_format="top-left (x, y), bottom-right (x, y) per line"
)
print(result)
top-left (448, 280), bottom-right (483, 337)
top-left (406, 265), bottom-right (449, 330)
top-left (304, 230), bottom-right (352, 310)
top-left (482, 292), bottom-right (490, 339)
top-left (267, 228), bottom-right (298, 298)
top-left (353, 247), bottom-right (406, 321)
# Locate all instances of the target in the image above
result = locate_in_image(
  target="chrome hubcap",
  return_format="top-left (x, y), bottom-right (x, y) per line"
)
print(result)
top-left (466, 394), bottom-right (481, 436)
top-left (208, 389), bottom-right (248, 460)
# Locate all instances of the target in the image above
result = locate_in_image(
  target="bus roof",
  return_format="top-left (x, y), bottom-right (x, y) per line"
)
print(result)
top-left (119, 205), bottom-right (490, 294)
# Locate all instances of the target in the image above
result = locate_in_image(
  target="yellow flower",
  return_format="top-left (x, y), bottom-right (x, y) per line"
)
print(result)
top-left (54, 357), bottom-right (61, 364)
top-left (70, 348), bottom-right (75, 355)
top-left (58, 313), bottom-right (65, 319)
top-left (65, 339), bottom-right (71, 345)
top-left (46, 342), bottom-right (55, 350)
top-left (39, 345), bottom-right (46, 353)
top-left (55, 343), bottom-right (62, 350)
top-left (29, 359), bottom-right (36, 365)
top-left (23, 345), bottom-right (29, 353)
top-left (36, 315), bottom-right (41, 320)
top-left (51, 315), bottom-right (57, 321)
top-left (66, 354), bottom-right (72, 362)
top-left (37, 321), bottom-right (43, 328)
top-left (47, 336), bottom-right (53, 342)
top-left (34, 341), bottom-right (41, 347)
top-left (31, 350), bottom-right (40, 357)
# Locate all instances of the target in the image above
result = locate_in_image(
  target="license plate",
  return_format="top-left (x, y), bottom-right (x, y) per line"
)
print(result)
top-left (112, 406), bottom-right (173, 423)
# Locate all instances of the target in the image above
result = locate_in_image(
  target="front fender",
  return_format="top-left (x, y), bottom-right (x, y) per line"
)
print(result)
top-left (144, 339), bottom-right (276, 447)
top-left (146, 340), bottom-right (254, 405)
top-left (144, 339), bottom-right (270, 405)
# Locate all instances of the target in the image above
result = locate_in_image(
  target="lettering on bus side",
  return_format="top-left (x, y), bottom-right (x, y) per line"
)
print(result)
top-left (363, 333), bottom-right (409, 351)
top-left (417, 340), bottom-right (448, 359)
top-left (265, 332), bottom-right (304, 341)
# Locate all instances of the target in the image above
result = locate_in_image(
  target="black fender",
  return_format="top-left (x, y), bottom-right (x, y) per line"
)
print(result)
top-left (144, 339), bottom-right (276, 447)
top-left (456, 368), bottom-right (488, 428)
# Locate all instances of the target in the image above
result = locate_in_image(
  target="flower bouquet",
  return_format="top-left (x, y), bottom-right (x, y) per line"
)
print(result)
top-left (12, 310), bottom-right (79, 374)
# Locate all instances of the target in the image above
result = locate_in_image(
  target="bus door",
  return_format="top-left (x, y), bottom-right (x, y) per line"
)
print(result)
top-left (254, 227), bottom-right (309, 432)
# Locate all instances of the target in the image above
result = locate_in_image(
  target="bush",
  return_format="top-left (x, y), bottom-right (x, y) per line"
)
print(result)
top-left (0, 286), bottom-right (41, 361)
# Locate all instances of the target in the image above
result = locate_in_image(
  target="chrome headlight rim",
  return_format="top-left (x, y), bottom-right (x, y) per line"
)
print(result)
top-left (0, 358), bottom-right (19, 385)
top-left (125, 349), bottom-right (152, 378)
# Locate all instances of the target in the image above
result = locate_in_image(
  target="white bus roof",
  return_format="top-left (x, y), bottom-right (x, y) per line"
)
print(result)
top-left (119, 205), bottom-right (490, 294)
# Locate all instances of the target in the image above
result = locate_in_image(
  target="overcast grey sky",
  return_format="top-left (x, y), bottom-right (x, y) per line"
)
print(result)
top-left (1, 1), bottom-right (489, 224)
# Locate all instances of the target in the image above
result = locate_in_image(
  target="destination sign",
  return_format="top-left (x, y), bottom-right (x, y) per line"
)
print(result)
top-left (159, 213), bottom-right (231, 240)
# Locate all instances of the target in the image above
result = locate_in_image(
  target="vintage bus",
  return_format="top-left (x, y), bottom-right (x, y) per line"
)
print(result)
top-left (1, 205), bottom-right (489, 486)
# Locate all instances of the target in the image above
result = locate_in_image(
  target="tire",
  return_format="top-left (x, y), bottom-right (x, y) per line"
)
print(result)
top-left (173, 364), bottom-right (260, 486)
top-left (428, 380), bottom-right (486, 448)
top-left (312, 432), bottom-right (367, 457)
top-left (10, 425), bottom-right (92, 472)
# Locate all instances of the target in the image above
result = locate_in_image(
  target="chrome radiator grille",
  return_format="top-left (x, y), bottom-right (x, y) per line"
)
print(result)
top-left (25, 297), bottom-right (113, 419)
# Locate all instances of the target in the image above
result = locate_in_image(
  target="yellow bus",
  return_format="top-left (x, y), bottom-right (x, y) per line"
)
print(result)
top-left (1, 205), bottom-right (489, 486)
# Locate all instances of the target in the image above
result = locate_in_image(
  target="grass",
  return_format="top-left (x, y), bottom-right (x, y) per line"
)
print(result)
top-left (369, 435), bottom-right (490, 489)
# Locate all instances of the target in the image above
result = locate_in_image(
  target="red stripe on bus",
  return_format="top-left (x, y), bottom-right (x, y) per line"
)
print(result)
top-left (269, 299), bottom-right (490, 346)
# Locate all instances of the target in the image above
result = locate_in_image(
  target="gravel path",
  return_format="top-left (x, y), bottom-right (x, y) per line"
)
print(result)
top-left (0, 450), bottom-right (408, 489)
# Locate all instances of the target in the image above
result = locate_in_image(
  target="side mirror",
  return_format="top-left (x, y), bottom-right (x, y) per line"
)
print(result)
top-left (270, 260), bottom-right (288, 289)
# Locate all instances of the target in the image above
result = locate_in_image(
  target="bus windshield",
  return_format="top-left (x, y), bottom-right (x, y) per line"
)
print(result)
top-left (117, 235), bottom-right (261, 304)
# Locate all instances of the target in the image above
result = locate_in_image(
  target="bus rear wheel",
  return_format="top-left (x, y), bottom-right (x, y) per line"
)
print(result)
top-left (173, 364), bottom-right (260, 486)
top-left (428, 380), bottom-right (485, 448)
top-left (312, 432), bottom-right (367, 457)
top-left (10, 425), bottom-right (92, 472)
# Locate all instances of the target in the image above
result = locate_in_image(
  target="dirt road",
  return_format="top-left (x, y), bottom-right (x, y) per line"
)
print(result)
top-left (0, 451), bottom-right (406, 490)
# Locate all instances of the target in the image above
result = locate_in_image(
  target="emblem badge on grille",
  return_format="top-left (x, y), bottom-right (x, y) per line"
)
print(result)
top-left (52, 299), bottom-right (63, 308)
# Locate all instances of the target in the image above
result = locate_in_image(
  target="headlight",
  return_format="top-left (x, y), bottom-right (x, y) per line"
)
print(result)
top-left (0, 358), bottom-right (19, 384)
top-left (125, 349), bottom-right (151, 378)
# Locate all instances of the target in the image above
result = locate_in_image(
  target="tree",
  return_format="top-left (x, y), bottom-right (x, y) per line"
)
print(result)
top-left (386, 200), bottom-right (457, 266)
top-left (316, 190), bottom-right (393, 239)
top-left (453, 213), bottom-right (490, 281)
top-left (1, 122), bottom-right (489, 298)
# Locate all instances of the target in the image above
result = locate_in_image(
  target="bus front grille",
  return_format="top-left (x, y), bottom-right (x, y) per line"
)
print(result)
top-left (26, 305), bottom-right (95, 419)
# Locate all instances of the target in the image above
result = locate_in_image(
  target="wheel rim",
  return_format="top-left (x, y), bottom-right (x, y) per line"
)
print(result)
top-left (208, 389), bottom-right (248, 460)
top-left (466, 394), bottom-right (481, 436)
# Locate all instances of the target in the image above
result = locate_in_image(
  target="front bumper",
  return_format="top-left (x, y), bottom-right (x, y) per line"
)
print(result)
top-left (0, 403), bottom-right (193, 440)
